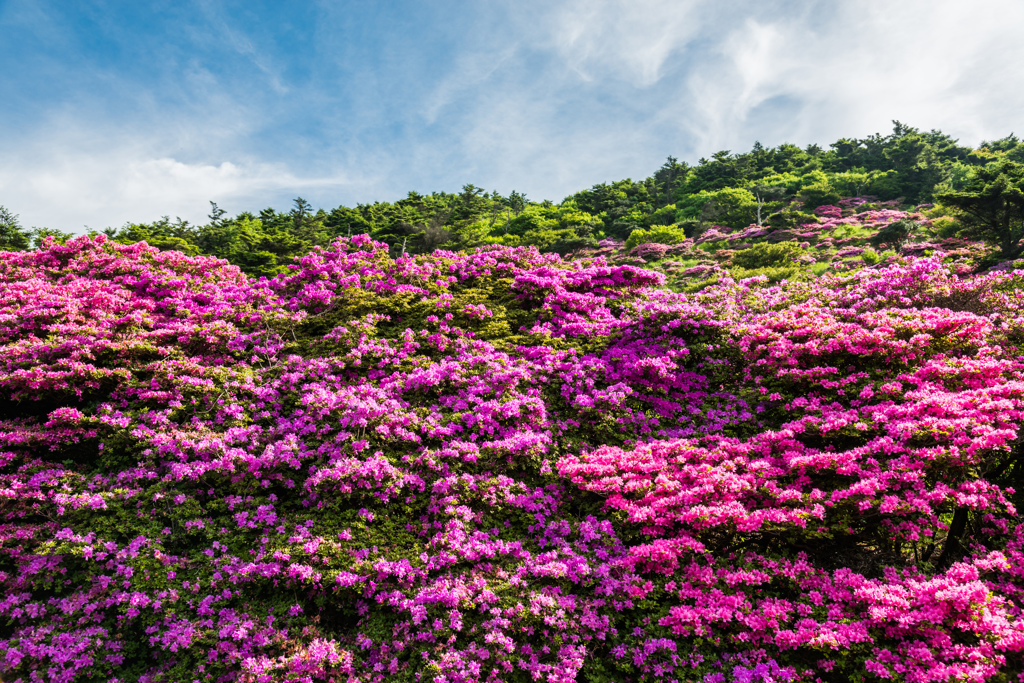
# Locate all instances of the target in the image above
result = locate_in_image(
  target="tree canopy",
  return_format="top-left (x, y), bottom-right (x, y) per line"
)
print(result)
top-left (4, 121), bottom-right (1024, 272)
top-left (937, 159), bottom-right (1024, 259)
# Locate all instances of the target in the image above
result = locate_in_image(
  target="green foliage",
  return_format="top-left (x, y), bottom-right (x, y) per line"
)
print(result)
top-left (830, 170), bottom-right (875, 197)
top-left (752, 172), bottom-right (802, 195)
top-left (544, 236), bottom-right (599, 256)
top-left (624, 224), bottom-right (690, 251)
top-left (504, 205), bottom-right (561, 235)
top-left (648, 203), bottom-right (678, 226)
top-left (555, 202), bottom-right (602, 236)
top-left (676, 187), bottom-right (757, 229)
top-left (797, 171), bottom-right (841, 209)
top-left (828, 121), bottom-right (969, 202)
top-left (870, 218), bottom-right (917, 250)
top-left (930, 216), bottom-right (961, 239)
top-left (568, 179), bottom-right (653, 238)
top-left (0, 206), bottom-right (31, 251)
top-left (746, 180), bottom-right (792, 225)
top-left (831, 222), bottom-right (874, 239)
top-left (650, 156), bottom-right (690, 208)
top-left (52, 121), bottom-right (1018, 279)
top-left (113, 216), bottom-right (201, 256)
top-left (732, 241), bottom-right (806, 269)
top-left (861, 247), bottom-right (881, 265)
top-left (29, 227), bottom-right (75, 248)
top-left (729, 264), bottom-right (806, 283)
top-left (496, 228), bottom-right (582, 252)
top-left (507, 189), bottom-right (527, 216)
top-left (766, 209), bottom-right (818, 231)
top-left (798, 182), bottom-right (841, 210)
top-left (937, 159), bottom-right (1024, 259)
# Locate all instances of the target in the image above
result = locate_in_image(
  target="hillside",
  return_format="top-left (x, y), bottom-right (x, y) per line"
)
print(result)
top-left (2, 232), bottom-right (1024, 681)
top-left (4, 121), bottom-right (1024, 278)
top-left (4, 123), bottom-right (1024, 682)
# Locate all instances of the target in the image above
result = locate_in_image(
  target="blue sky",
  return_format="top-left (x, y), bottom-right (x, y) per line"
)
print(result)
top-left (2, 0), bottom-right (1023, 232)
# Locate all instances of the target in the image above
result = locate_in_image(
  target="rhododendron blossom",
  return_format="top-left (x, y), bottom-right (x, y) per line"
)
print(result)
top-left (1, 235), bottom-right (1023, 681)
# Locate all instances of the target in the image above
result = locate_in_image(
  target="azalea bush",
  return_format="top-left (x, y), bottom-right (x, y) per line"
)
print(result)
top-left (2, 235), bottom-right (1024, 682)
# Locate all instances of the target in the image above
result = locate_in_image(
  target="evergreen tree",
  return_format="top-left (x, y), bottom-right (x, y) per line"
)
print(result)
top-left (937, 159), bottom-right (1024, 259)
top-left (0, 206), bottom-right (30, 251)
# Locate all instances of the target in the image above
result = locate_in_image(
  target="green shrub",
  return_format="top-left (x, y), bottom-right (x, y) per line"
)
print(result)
top-left (870, 219), bottom-right (917, 249)
top-left (730, 264), bottom-right (805, 283)
top-left (624, 224), bottom-right (690, 251)
top-left (647, 203), bottom-right (678, 226)
top-left (732, 241), bottom-right (806, 269)
top-left (799, 183), bottom-right (842, 210)
top-left (766, 210), bottom-right (818, 230)
top-left (831, 223), bottom-right (874, 239)
top-left (677, 218), bottom-right (701, 237)
top-left (544, 236), bottom-right (599, 255)
top-left (931, 217), bottom-right (961, 238)
top-left (676, 187), bottom-right (758, 229)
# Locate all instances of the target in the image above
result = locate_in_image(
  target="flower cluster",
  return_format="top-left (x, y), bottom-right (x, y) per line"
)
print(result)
top-left (1, 236), bottom-right (1024, 682)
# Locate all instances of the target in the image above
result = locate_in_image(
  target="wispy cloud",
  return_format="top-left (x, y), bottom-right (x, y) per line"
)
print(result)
top-left (544, 0), bottom-right (704, 86)
top-left (682, 0), bottom-right (1024, 151)
top-left (190, 0), bottom-right (291, 95)
top-left (0, 124), bottom-right (352, 230)
top-left (2, 0), bottom-right (1023, 232)
top-left (421, 44), bottom-right (521, 125)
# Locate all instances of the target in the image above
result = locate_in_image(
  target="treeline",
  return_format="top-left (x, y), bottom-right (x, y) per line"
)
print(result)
top-left (4, 121), bottom-right (1024, 274)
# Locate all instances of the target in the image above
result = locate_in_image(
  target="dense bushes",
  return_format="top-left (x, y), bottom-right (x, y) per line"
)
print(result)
top-left (624, 224), bottom-right (691, 251)
top-left (2, 236), bottom-right (1024, 682)
top-left (731, 242), bottom-right (807, 269)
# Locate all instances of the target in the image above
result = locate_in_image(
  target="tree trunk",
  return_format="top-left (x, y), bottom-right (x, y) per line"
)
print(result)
top-left (935, 508), bottom-right (969, 567)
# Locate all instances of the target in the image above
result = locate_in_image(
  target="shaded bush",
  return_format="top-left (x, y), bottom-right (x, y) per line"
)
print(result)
top-left (732, 241), bottom-right (807, 269)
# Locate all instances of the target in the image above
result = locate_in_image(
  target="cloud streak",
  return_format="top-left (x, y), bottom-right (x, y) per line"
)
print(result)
top-left (2, 0), bottom-right (1023, 231)
top-left (681, 0), bottom-right (1024, 152)
top-left (0, 122), bottom-right (353, 230)
top-left (544, 0), bottom-right (705, 86)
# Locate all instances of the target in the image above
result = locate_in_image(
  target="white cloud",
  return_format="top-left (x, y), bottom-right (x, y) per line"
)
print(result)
top-left (421, 44), bottom-right (520, 124)
top-left (0, 135), bottom-right (352, 231)
top-left (544, 0), bottom-right (705, 86)
top-left (681, 0), bottom-right (1024, 152)
top-left (191, 0), bottom-right (290, 95)
top-left (429, 0), bottom-right (1024, 202)
top-left (5, 0), bottom-right (1024, 236)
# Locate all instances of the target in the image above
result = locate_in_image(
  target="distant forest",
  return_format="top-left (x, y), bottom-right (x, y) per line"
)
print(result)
top-left (4, 121), bottom-right (1024, 274)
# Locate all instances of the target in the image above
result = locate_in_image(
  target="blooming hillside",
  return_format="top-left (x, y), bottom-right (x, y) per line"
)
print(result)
top-left (2, 235), bottom-right (1024, 682)
top-left (581, 199), bottom-right (992, 288)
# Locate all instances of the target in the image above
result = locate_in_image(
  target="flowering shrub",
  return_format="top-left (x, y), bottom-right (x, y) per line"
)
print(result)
top-left (695, 227), bottom-right (734, 245)
top-left (2, 236), bottom-right (1024, 681)
top-left (630, 242), bottom-right (672, 262)
top-left (812, 205), bottom-right (842, 220)
top-left (567, 203), bottom-right (966, 288)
